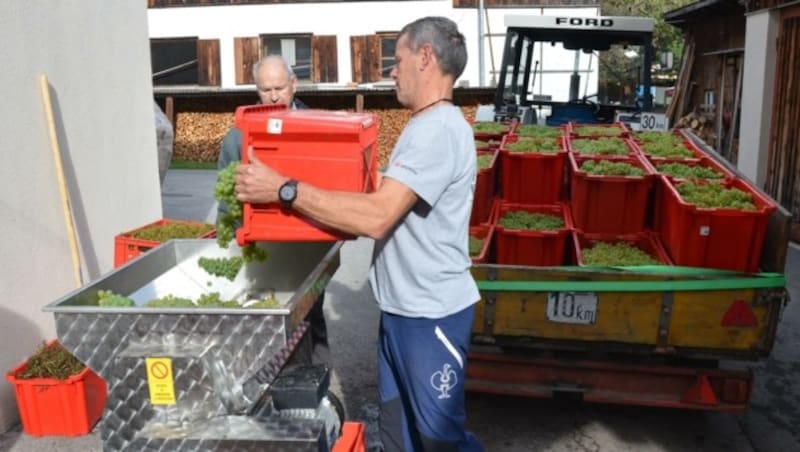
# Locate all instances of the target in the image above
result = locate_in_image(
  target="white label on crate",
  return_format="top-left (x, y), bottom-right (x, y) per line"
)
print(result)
top-left (546, 292), bottom-right (598, 325)
top-left (699, 226), bottom-right (711, 236)
top-left (267, 118), bottom-right (283, 134)
top-left (640, 112), bottom-right (669, 131)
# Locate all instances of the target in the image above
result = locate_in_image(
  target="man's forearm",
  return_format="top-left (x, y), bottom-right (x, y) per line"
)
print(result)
top-left (291, 182), bottom-right (398, 240)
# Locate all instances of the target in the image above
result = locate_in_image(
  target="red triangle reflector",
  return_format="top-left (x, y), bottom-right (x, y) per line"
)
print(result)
top-left (683, 374), bottom-right (719, 405)
top-left (721, 300), bottom-right (757, 327)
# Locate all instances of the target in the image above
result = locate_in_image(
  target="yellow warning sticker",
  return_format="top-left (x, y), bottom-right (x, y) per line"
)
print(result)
top-left (145, 357), bottom-right (176, 405)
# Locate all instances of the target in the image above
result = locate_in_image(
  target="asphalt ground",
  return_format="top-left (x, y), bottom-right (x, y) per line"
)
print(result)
top-left (1, 169), bottom-right (798, 452)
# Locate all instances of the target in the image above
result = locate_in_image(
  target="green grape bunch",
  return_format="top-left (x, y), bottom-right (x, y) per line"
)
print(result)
top-left (472, 122), bottom-right (507, 134)
top-left (214, 161), bottom-right (268, 263)
top-left (128, 222), bottom-right (214, 242)
top-left (574, 125), bottom-right (623, 137)
top-left (676, 181), bottom-right (756, 210)
top-left (572, 138), bottom-right (629, 155)
top-left (477, 154), bottom-right (494, 170)
top-left (582, 241), bottom-right (660, 266)
top-left (97, 289), bottom-right (135, 307)
top-left (469, 235), bottom-right (485, 256)
top-left (506, 138), bottom-right (561, 154)
top-left (144, 295), bottom-right (196, 308)
top-left (580, 160), bottom-right (644, 177)
top-left (198, 256), bottom-right (244, 281)
top-left (499, 210), bottom-right (565, 231)
top-left (516, 124), bottom-right (563, 138)
top-left (657, 162), bottom-right (722, 179)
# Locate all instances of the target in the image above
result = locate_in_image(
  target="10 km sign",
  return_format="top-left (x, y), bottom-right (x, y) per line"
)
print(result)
top-left (546, 292), bottom-right (598, 325)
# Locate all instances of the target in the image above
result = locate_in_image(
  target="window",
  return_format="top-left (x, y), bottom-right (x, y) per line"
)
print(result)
top-left (150, 38), bottom-right (198, 85)
top-left (262, 34), bottom-right (313, 82)
top-left (379, 33), bottom-right (398, 79)
top-left (150, 37), bottom-right (221, 86)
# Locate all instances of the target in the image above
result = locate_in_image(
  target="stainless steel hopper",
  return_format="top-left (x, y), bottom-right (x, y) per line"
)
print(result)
top-left (44, 239), bottom-right (343, 451)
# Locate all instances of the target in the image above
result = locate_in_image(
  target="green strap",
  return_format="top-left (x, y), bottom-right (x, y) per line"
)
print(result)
top-left (475, 266), bottom-right (785, 292)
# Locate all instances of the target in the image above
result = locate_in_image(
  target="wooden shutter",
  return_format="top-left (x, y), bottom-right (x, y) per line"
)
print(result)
top-left (234, 36), bottom-right (261, 85)
top-left (350, 34), bottom-right (382, 84)
top-left (351, 35), bottom-right (367, 84)
top-left (312, 35), bottom-right (338, 83)
top-left (197, 39), bottom-right (221, 86)
top-left (366, 35), bottom-right (381, 82)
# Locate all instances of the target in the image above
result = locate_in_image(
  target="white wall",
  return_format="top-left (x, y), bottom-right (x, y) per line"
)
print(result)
top-left (0, 0), bottom-right (162, 431)
top-left (147, 2), bottom-right (598, 93)
top-left (739, 9), bottom-right (779, 186)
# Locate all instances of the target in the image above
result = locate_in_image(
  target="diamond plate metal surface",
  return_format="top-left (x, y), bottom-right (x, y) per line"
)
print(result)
top-left (42, 240), bottom-right (342, 451)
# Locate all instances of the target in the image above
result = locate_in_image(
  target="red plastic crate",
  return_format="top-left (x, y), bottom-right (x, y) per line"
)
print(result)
top-left (235, 106), bottom-right (379, 243)
top-left (657, 177), bottom-right (775, 272)
top-left (470, 224), bottom-right (495, 264)
top-left (572, 232), bottom-right (672, 266)
top-left (568, 122), bottom-right (630, 138)
top-left (647, 158), bottom-right (737, 230)
top-left (500, 137), bottom-right (567, 204)
top-left (113, 219), bottom-right (216, 268)
top-left (332, 422), bottom-right (366, 452)
top-left (5, 341), bottom-right (107, 437)
top-left (494, 202), bottom-right (573, 266)
top-left (569, 153), bottom-right (656, 234)
top-left (471, 149), bottom-right (500, 226)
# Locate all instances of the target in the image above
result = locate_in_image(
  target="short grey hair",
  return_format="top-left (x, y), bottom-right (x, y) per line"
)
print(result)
top-left (399, 16), bottom-right (467, 80)
top-left (251, 55), bottom-right (296, 82)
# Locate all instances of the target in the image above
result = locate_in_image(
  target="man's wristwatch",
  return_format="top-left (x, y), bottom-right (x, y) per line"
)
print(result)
top-left (278, 179), bottom-right (299, 207)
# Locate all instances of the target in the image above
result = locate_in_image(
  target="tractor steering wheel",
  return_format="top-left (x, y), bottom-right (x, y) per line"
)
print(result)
top-left (567, 95), bottom-right (600, 114)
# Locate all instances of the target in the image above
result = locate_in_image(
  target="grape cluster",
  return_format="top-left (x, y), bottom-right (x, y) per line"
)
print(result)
top-left (499, 210), bottom-right (564, 231)
top-left (97, 289), bottom-right (135, 307)
top-left (657, 162), bottom-right (722, 179)
top-left (198, 256), bottom-right (244, 281)
top-left (517, 124), bottom-right (563, 138)
top-left (214, 161), bottom-right (268, 263)
top-left (469, 235), bottom-right (485, 256)
top-left (581, 160), bottom-right (644, 177)
top-left (197, 292), bottom-right (240, 308)
top-left (506, 138), bottom-right (560, 154)
top-left (582, 241), bottom-right (659, 266)
top-left (642, 141), bottom-right (694, 158)
top-left (144, 295), bottom-right (196, 308)
top-left (574, 126), bottom-right (622, 137)
top-left (472, 122), bottom-right (507, 134)
top-left (676, 181), bottom-right (756, 210)
top-left (635, 131), bottom-right (682, 146)
top-left (573, 138), bottom-right (629, 155)
top-left (128, 222), bottom-right (214, 242)
top-left (477, 154), bottom-right (494, 170)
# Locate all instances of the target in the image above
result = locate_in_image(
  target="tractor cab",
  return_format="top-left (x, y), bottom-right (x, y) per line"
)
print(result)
top-left (483, 15), bottom-right (655, 127)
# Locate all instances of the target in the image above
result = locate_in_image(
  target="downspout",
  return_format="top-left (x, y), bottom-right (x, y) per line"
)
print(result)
top-left (478, 0), bottom-right (485, 86)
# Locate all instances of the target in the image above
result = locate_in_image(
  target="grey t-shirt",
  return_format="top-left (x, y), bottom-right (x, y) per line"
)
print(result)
top-left (368, 105), bottom-right (480, 318)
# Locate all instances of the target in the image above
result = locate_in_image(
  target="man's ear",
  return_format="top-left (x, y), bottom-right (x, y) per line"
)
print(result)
top-left (419, 43), bottom-right (436, 72)
top-left (291, 76), bottom-right (298, 95)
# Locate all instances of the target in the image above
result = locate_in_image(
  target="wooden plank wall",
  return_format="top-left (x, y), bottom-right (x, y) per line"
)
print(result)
top-left (767, 6), bottom-right (800, 237)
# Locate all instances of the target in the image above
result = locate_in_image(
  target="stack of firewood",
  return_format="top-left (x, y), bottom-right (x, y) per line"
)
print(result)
top-left (674, 111), bottom-right (716, 146)
top-left (172, 106), bottom-right (479, 168)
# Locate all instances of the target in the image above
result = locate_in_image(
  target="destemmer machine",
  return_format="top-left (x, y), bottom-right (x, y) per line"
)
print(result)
top-left (44, 239), bottom-right (344, 451)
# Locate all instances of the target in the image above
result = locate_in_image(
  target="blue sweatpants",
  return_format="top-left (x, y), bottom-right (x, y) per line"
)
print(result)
top-left (378, 305), bottom-right (484, 452)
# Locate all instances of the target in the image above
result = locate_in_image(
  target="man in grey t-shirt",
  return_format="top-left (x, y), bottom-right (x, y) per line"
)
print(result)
top-left (235, 17), bottom-right (483, 452)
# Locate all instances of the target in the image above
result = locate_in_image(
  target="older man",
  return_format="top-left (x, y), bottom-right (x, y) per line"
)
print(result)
top-left (216, 55), bottom-right (329, 365)
top-left (235, 17), bottom-right (483, 452)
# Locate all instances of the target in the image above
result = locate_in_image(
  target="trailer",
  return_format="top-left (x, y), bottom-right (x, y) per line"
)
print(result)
top-left (466, 131), bottom-right (791, 411)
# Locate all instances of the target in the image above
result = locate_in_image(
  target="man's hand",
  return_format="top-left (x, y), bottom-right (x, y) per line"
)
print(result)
top-left (235, 148), bottom-right (288, 204)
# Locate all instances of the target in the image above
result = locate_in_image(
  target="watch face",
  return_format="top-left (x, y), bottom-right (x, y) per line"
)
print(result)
top-left (279, 182), bottom-right (296, 203)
